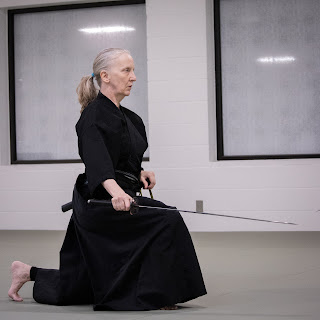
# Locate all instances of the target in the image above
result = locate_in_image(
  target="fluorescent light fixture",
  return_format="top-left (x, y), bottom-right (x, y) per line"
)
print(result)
top-left (257, 56), bottom-right (296, 64)
top-left (79, 26), bottom-right (135, 34)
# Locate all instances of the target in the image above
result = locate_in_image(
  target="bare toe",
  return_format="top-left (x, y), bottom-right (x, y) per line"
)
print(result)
top-left (8, 261), bottom-right (31, 302)
top-left (8, 292), bottom-right (23, 302)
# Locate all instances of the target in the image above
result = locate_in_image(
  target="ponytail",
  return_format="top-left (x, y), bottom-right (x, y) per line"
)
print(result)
top-left (76, 75), bottom-right (98, 113)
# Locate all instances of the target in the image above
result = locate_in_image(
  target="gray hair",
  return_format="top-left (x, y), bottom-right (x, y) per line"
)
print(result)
top-left (76, 48), bottom-right (131, 113)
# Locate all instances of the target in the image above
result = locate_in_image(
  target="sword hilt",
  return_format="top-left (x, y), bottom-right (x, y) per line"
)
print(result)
top-left (61, 198), bottom-right (139, 214)
top-left (87, 197), bottom-right (140, 215)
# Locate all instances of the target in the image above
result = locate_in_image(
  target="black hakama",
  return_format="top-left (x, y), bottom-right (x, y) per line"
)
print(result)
top-left (32, 92), bottom-right (206, 310)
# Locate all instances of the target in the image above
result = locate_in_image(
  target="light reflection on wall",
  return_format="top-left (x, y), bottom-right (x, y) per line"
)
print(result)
top-left (257, 56), bottom-right (296, 64)
top-left (79, 26), bottom-right (135, 34)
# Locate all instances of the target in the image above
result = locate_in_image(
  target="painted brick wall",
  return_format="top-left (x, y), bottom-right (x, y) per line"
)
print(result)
top-left (1, 0), bottom-right (320, 231)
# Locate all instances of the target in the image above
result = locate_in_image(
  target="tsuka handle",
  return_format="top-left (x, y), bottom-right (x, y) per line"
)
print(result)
top-left (61, 202), bottom-right (73, 212)
top-left (62, 199), bottom-right (134, 212)
top-left (62, 200), bottom-right (113, 212)
top-left (87, 198), bottom-right (139, 214)
top-left (87, 199), bottom-right (113, 206)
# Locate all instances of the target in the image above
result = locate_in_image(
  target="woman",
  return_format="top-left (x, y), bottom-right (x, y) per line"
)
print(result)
top-left (8, 48), bottom-right (207, 311)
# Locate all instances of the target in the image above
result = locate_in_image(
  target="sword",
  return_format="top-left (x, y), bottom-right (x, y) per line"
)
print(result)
top-left (86, 198), bottom-right (297, 225)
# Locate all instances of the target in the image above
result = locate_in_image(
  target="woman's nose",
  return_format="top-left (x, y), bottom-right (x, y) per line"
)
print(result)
top-left (130, 71), bottom-right (136, 81)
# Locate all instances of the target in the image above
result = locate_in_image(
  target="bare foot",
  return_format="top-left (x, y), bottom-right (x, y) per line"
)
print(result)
top-left (8, 261), bottom-right (31, 302)
top-left (160, 305), bottom-right (178, 310)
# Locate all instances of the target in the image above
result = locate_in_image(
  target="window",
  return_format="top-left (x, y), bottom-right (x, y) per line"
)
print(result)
top-left (9, 0), bottom-right (148, 163)
top-left (214, 0), bottom-right (320, 160)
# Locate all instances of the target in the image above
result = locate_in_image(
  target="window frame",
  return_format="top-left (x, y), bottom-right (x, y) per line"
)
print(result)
top-left (8, 0), bottom-right (148, 164)
top-left (214, 0), bottom-right (320, 161)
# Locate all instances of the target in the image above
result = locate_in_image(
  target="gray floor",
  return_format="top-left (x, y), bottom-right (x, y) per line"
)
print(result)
top-left (1, 287), bottom-right (320, 320)
top-left (1, 231), bottom-right (320, 320)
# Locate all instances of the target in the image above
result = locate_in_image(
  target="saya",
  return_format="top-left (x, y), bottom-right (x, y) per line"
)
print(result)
top-left (82, 198), bottom-right (297, 226)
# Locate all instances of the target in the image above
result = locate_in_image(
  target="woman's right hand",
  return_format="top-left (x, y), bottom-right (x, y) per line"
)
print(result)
top-left (101, 179), bottom-right (133, 211)
top-left (111, 193), bottom-right (133, 211)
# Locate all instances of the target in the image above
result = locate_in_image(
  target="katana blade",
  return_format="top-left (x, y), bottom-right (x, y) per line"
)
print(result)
top-left (87, 199), bottom-right (297, 225)
top-left (135, 205), bottom-right (297, 225)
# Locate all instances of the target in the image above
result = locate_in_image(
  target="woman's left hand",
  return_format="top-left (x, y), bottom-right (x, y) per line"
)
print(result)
top-left (140, 170), bottom-right (156, 189)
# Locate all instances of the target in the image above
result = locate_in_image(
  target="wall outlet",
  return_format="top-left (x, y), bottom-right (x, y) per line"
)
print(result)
top-left (196, 200), bottom-right (203, 212)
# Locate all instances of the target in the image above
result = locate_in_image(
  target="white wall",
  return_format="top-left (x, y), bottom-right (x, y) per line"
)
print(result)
top-left (1, 0), bottom-right (320, 231)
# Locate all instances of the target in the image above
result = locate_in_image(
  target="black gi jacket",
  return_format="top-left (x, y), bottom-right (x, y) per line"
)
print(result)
top-left (76, 91), bottom-right (148, 197)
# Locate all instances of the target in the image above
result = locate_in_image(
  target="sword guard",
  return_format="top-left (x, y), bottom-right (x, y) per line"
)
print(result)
top-left (130, 197), bottom-right (139, 215)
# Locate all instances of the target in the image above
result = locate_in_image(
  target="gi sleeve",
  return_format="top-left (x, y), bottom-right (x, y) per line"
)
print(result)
top-left (79, 123), bottom-right (116, 194)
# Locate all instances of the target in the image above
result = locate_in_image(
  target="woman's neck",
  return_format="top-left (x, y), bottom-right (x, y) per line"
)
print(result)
top-left (100, 87), bottom-right (123, 109)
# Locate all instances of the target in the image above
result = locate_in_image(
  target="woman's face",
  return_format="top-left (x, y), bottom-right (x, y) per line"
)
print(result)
top-left (103, 53), bottom-right (136, 99)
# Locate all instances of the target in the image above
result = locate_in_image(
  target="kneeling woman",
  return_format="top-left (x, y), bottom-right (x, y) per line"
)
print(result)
top-left (8, 48), bottom-right (207, 311)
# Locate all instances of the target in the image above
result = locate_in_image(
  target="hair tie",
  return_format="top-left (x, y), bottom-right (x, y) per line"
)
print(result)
top-left (91, 73), bottom-right (94, 77)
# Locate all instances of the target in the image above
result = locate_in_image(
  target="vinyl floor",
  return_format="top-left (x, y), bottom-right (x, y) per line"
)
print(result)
top-left (1, 287), bottom-right (320, 320)
top-left (1, 232), bottom-right (320, 320)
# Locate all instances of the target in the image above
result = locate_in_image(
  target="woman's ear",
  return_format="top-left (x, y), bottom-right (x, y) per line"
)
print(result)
top-left (100, 70), bottom-right (110, 84)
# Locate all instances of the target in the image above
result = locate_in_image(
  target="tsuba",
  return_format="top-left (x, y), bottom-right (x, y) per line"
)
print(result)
top-left (130, 197), bottom-right (139, 215)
